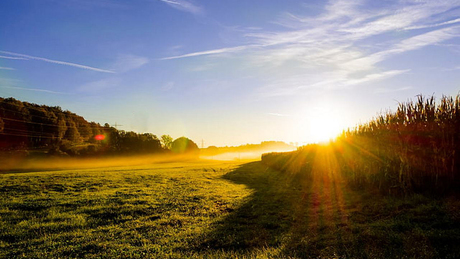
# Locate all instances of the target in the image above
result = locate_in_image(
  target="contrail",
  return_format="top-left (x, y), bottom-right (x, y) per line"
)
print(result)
top-left (0, 50), bottom-right (115, 73)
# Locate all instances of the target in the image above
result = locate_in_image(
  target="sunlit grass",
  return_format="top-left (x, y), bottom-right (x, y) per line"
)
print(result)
top-left (0, 161), bottom-right (252, 258)
top-left (2, 158), bottom-right (460, 258)
top-left (267, 144), bottom-right (460, 257)
top-left (0, 153), bottom-right (200, 173)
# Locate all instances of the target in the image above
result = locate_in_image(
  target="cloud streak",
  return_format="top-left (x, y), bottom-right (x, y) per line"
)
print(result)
top-left (158, 0), bottom-right (202, 15)
top-left (0, 50), bottom-right (114, 73)
top-left (374, 86), bottom-right (413, 94)
top-left (405, 18), bottom-right (460, 31)
top-left (259, 69), bottom-right (411, 97)
top-left (159, 0), bottom-right (460, 97)
top-left (0, 55), bottom-right (28, 60)
top-left (0, 85), bottom-right (69, 95)
top-left (342, 26), bottom-right (460, 72)
top-left (78, 78), bottom-right (120, 93)
top-left (111, 54), bottom-right (149, 72)
top-left (161, 45), bottom-right (256, 60)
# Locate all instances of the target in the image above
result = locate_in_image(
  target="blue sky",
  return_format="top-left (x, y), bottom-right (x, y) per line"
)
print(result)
top-left (1, 0), bottom-right (460, 146)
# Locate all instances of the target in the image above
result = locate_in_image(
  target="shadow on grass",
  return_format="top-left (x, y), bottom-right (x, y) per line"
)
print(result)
top-left (196, 162), bottom-right (305, 248)
top-left (192, 161), bottom-right (460, 258)
top-left (193, 161), bottom-right (357, 257)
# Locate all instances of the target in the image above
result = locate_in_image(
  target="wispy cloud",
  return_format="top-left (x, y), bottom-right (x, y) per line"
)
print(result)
top-left (188, 62), bottom-right (216, 72)
top-left (0, 77), bottom-right (21, 84)
top-left (397, 26), bottom-right (460, 51)
top-left (158, 0), bottom-right (202, 15)
top-left (111, 54), bottom-right (149, 72)
top-left (0, 50), bottom-right (114, 73)
top-left (78, 78), bottom-right (120, 93)
top-left (344, 69), bottom-right (411, 87)
top-left (161, 45), bottom-right (256, 60)
top-left (259, 69), bottom-right (410, 97)
top-left (405, 17), bottom-right (460, 30)
top-left (0, 67), bottom-right (15, 70)
top-left (0, 55), bottom-right (28, 60)
top-left (159, 0), bottom-right (460, 97)
top-left (161, 81), bottom-right (175, 91)
top-left (342, 26), bottom-right (460, 72)
top-left (0, 85), bottom-right (68, 95)
top-left (374, 86), bottom-right (413, 94)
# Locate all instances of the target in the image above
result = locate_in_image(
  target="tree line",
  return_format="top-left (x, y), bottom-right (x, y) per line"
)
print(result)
top-left (0, 97), bottom-right (198, 157)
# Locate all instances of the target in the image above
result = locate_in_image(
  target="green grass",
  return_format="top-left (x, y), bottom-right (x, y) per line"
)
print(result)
top-left (1, 159), bottom-right (460, 258)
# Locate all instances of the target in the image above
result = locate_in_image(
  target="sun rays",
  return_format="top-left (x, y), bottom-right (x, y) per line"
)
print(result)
top-left (263, 142), bottom-right (356, 253)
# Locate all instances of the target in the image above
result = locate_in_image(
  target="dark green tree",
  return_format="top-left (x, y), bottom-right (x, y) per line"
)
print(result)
top-left (64, 120), bottom-right (81, 142)
top-left (171, 137), bottom-right (199, 154)
top-left (57, 115), bottom-right (67, 141)
top-left (161, 134), bottom-right (173, 150)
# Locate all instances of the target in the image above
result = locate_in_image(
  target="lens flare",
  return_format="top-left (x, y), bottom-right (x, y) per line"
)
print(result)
top-left (94, 134), bottom-right (105, 141)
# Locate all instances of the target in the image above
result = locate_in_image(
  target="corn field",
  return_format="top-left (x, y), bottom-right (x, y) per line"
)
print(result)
top-left (263, 95), bottom-right (460, 195)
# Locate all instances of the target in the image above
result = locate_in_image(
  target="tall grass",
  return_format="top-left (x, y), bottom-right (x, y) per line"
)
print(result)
top-left (263, 94), bottom-right (460, 195)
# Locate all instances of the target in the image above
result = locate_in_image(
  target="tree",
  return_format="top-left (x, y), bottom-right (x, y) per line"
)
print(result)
top-left (90, 122), bottom-right (102, 136)
top-left (171, 137), bottom-right (199, 154)
top-left (57, 115), bottom-right (67, 141)
top-left (79, 120), bottom-right (92, 141)
top-left (140, 133), bottom-right (161, 152)
top-left (161, 134), bottom-right (173, 150)
top-left (64, 120), bottom-right (81, 142)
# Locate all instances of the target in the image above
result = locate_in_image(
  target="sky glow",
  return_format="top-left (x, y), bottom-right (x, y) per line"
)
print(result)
top-left (1, 0), bottom-right (460, 146)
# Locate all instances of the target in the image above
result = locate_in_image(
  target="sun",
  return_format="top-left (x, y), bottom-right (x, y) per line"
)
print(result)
top-left (280, 100), bottom-right (352, 145)
top-left (308, 115), bottom-right (344, 143)
top-left (297, 104), bottom-right (349, 144)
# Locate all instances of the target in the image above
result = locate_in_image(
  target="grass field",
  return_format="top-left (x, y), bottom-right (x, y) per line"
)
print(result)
top-left (1, 159), bottom-right (460, 258)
